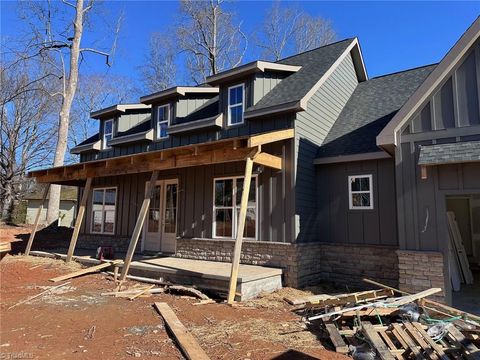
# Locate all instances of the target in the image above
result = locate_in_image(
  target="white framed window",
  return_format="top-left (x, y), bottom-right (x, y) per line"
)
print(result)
top-left (348, 175), bottom-right (373, 210)
top-left (91, 187), bottom-right (117, 234)
top-left (156, 104), bottom-right (170, 139)
top-left (213, 176), bottom-right (257, 240)
top-left (227, 84), bottom-right (244, 126)
top-left (102, 119), bottom-right (113, 149)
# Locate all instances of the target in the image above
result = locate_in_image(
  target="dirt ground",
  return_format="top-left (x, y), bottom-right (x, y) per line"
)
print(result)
top-left (0, 226), bottom-right (349, 360)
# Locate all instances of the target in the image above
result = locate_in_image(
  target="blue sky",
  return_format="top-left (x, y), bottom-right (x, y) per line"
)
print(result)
top-left (1, 1), bottom-right (479, 86)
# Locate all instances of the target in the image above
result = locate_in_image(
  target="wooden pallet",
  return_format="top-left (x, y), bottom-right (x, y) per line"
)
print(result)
top-left (325, 321), bottom-right (480, 360)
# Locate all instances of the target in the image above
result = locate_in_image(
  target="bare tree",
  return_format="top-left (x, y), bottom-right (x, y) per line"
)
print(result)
top-left (0, 60), bottom-right (56, 221)
top-left (256, 1), bottom-right (336, 61)
top-left (67, 73), bottom-right (141, 163)
top-left (14, 0), bottom-right (122, 225)
top-left (294, 13), bottom-right (336, 54)
top-left (139, 32), bottom-right (177, 93)
top-left (177, 0), bottom-right (248, 84)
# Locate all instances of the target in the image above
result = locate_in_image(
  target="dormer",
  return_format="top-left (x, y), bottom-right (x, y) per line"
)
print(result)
top-left (140, 86), bottom-right (220, 137)
top-left (205, 61), bottom-right (301, 127)
top-left (70, 104), bottom-right (151, 154)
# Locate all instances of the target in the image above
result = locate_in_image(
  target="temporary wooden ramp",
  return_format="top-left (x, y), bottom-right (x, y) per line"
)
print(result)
top-left (27, 129), bottom-right (294, 299)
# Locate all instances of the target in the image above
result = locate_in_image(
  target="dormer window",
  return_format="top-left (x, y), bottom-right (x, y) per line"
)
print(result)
top-left (228, 84), bottom-right (244, 125)
top-left (156, 104), bottom-right (170, 139)
top-left (103, 119), bottom-right (113, 150)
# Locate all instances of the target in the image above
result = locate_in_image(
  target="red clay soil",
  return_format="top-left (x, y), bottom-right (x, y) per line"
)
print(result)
top-left (0, 255), bottom-right (350, 360)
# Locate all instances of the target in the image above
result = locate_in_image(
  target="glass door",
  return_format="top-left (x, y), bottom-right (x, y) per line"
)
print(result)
top-left (144, 184), bottom-right (162, 252)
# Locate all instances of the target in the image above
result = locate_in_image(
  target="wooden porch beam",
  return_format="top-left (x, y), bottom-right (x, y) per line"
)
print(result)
top-left (247, 129), bottom-right (294, 148)
top-left (253, 152), bottom-right (282, 170)
top-left (227, 156), bottom-right (254, 304)
top-left (66, 177), bottom-right (93, 262)
top-left (118, 170), bottom-right (160, 283)
top-left (25, 183), bottom-right (50, 256)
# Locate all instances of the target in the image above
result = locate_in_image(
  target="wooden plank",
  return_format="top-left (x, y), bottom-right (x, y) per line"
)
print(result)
top-left (49, 260), bottom-right (121, 282)
top-left (227, 157), bottom-right (253, 304)
top-left (447, 325), bottom-right (480, 360)
top-left (412, 322), bottom-right (450, 360)
top-left (8, 282), bottom-right (71, 310)
top-left (386, 288), bottom-right (442, 306)
top-left (391, 323), bottom-right (425, 360)
top-left (361, 322), bottom-right (395, 360)
top-left (154, 302), bottom-right (210, 360)
top-left (447, 211), bottom-right (474, 284)
top-left (283, 294), bottom-right (334, 306)
top-left (129, 285), bottom-right (155, 301)
top-left (324, 322), bottom-right (349, 354)
top-left (66, 178), bottom-right (92, 262)
top-left (24, 183), bottom-right (50, 256)
top-left (118, 170), bottom-right (159, 283)
top-left (253, 152), bottom-right (282, 170)
top-left (247, 129), bottom-right (294, 147)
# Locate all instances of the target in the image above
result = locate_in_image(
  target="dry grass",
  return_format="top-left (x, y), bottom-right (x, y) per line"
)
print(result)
top-left (192, 317), bottom-right (322, 350)
top-left (2, 254), bottom-right (83, 272)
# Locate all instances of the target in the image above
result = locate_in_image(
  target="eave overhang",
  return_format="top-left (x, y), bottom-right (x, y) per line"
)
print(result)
top-left (70, 140), bottom-right (102, 154)
top-left (90, 104), bottom-right (151, 120)
top-left (109, 129), bottom-right (154, 146)
top-left (206, 61), bottom-right (302, 86)
top-left (140, 86), bottom-right (219, 105)
top-left (168, 114), bottom-right (223, 135)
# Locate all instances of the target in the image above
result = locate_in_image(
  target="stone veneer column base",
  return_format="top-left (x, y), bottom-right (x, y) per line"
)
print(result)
top-left (397, 250), bottom-right (446, 303)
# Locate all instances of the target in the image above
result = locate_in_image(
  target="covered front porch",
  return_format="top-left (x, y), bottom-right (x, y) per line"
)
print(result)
top-left (28, 249), bottom-right (283, 300)
top-left (27, 129), bottom-right (294, 302)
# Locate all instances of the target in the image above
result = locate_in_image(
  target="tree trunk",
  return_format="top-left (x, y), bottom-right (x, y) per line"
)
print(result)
top-left (46, 0), bottom-right (85, 225)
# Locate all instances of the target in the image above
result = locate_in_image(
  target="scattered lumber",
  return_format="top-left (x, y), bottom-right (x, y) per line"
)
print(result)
top-left (193, 299), bottom-right (216, 306)
top-left (154, 302), bottom-right (210, 360)
top-left (8, 282), bottom-right (71, 310)
top-left (363, 278), bottom-right (480, 323)
top-left (101, 287), bottom-right (165, 297)
top-left (129, 285), bottom-right (155, 301)
top-left (302, 281), bottom-right (480, 360)
top-left (166, 285), bottom-right (210, 301)
top-left (49, 260), bottom-right (122, 282)
top-left (104, 272), bottom-right (170, 286)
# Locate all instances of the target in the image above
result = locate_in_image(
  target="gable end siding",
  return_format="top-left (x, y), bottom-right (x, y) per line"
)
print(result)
top-left (294, 52), bottom-right (359, 242)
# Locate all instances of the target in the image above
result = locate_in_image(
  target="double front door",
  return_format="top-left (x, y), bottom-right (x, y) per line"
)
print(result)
top-left (143, 179), bottom-right (178, 253)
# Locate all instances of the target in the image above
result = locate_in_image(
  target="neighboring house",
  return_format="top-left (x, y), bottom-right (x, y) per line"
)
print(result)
top-left (29, 18), bottom-right (480, 305)
top-left (25, 186), bottom-right (78, 227)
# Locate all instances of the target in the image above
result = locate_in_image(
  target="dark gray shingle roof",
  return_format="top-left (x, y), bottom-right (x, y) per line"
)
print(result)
top-left (76, 132), bottom-right (99, 147)
top-left (246, 39), bottom-right (355, 114)
top-left (316, 64), bottom-right (437, 158)
top-left (418, 140), bottom-right (480, 165)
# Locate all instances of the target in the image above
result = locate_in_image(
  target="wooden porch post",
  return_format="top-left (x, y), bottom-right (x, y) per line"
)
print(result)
top-left (227, 157), bottom-right (254, 304)
top-left (118, 170), bottom-right (159, 283)
top-left (66, 177), bottom-right (93, 262)
top-left (25, 183), bottom-right (51, 256)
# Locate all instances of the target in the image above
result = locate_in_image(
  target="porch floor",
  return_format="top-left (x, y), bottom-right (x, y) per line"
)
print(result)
top-left (28, 249), bottom-right (283, 300)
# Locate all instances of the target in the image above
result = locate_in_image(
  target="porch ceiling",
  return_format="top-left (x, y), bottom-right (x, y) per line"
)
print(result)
top-left (28, 129), bottom-right (294, 185)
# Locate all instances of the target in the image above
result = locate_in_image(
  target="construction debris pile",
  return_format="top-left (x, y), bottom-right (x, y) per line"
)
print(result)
top-left (288, 279), bottom-right (480, 360)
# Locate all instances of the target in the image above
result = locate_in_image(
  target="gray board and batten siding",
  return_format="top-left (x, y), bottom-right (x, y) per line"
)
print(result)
top-left (315, 158), bottom-right (398, 247)
top-left (396, 41), bottom-right (480, 253)
top-left (294, 52), bottom-right (359, 242)
top-left (79, 141), bottom-right (296, 244)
